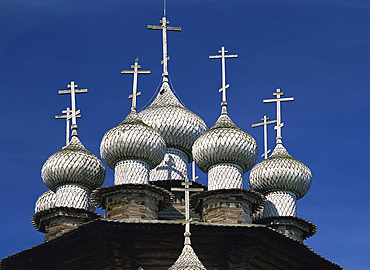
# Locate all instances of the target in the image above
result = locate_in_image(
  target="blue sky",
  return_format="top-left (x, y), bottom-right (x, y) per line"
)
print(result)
top-left (1, 0), bottom-right (369, 269)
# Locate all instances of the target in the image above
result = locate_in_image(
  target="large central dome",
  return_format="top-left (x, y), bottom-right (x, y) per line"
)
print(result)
top-left (138, 81), bottom-right (207, 160)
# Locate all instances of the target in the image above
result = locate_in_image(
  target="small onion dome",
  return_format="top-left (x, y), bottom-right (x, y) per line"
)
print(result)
top-left (169, 244), bottom-right (207, 270)
top-left (249, 143), bottom-right (312, 199)
top-left (138, 82), bottom-right (207, 160)
top-left (100, 111), bottom-right (166, 170)
top-left (34, 190), bottom-right (56, 213)
top-left (192, 114), bottom-right (258, 174)
top-left (41, 136), bottom-right (106, 192)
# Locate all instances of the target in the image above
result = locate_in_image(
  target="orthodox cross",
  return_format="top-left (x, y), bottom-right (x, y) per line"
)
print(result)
top-left (209, 46), bottom-right (238, 115)
top-left (58, 81), bottom-right (88, 136)
top-left (121, 58), bottom-right (151, 112)
top-left (55, 107), bottom-right (81, 146)
top-left (263, 88), bottom-right (294, 144)
top-left (252, 115), bottom-right (277, 159)
top-left (147, 0), bottom-right (181, 82)
top-left (171, 175), bottom-right (203, 245)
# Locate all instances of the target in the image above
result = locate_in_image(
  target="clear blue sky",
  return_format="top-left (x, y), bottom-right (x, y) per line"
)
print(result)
top-left (1, 1), bottom-right (369, 269)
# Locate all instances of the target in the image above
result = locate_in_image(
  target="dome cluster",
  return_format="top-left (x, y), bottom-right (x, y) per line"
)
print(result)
top-left (100, 111), bottom-right (166, 170)
top-left (249, 143), bottom-right (312, 199)
top-left (193, 114), bottom-right (257, 174)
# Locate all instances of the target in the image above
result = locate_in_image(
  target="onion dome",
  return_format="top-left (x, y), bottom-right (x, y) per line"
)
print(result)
top-left (41, 136), bottom-right (106, 192)
top-left (169, 244), bottom-right (207, 270)
top-left (138, 82), bottom-right (207, 160)
top-left (100, 111), bottom-right (166, 170)
top-left (34, 190), bottom-right (56, 213)
top-left (192, 113), bottom-right (258, 174)
top-left (249, 143), bottom-right (312, 199)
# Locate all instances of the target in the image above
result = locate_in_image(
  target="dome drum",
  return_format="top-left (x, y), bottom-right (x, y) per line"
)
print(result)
top-left (55, 184), bottom-right (95, 211)
top-left (263, 191), bottom-right (297, 218)
top-left (115, 159), bottom-right (150, 185)
top-left (150, 148), bottom-right (188, 181)
top-left (208, 163), bottom-right (243, 190)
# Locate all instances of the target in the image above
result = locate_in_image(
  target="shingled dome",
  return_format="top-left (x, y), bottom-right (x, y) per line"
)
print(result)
top-left (192, 114), bottom-right (258, 174)
top-left (100, 111), bottom-right (166, 170)
top-left (169, 244), bottom-right (207, 270)
top-left (34, 190), bottom-right (56, 213)
top-left (249, 143), bottom-right (312, 199)
top-left (41, 136), bottom-right (106, 192)
top-left (138, 82), bottom-right (207, 160)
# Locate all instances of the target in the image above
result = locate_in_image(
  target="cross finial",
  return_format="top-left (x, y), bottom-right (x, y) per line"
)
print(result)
top-left (263, 88), bottom-right (294, 144)
top-left (55, 107), bottom-right (81, 146)
top-left (121, 58), bottom-right (151, 112)
top-left (171, 173), bottom-right (203, 246)
top-left (209, 46), bottom-right (238, 115)
top-left (147, 3), bottom-right (181, 82)
top-left (58, 81), bottom-right (88, 137)
top-left (164, 0), bottom-right (166, 17)
top-left (252, 115), bottom-right (277, 159)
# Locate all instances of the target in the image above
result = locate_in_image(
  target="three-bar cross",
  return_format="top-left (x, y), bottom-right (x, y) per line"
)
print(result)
top-left (147, 2), bottom-right (181, 81)
top-left (209, 46), bottom-right (238, 114)
top-left (55, 107), bottom-right (81, 146)
top-left (263, 88), bottom-right (294, 144)
top-left (171, 175), bottom-right (203, 245)
top-left (121, 58), bottom-right (151, 112)
top-left (252, 115), bottom-right (277, 159)
top-left (58, 81), bottom-right (88, 136)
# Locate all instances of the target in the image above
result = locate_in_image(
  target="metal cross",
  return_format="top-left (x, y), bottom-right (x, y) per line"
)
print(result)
top-left (252, 115), bottom-right (277, 159)
top-left (171, 175), bottom-right (203, 245)
top-left (209, 46), bottom-right (238, 115)
top-left (55, 107), bottom-right (81, 146)
top-left (121, 58), bottom-right (151, 112)
top-left (147, 1), bottom-right (181, 82)
top-left (263, 88), bottom-right (294, 144)
top-left (58, 81), bottom-right (88, 136)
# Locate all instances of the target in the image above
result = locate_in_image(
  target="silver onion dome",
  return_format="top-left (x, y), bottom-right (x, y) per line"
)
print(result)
top-left (169, 244), bottom-right (207, 270)
top-left (41, 136), bottom-right (106, 192)
top-left (249, 143), bottom-right (312, 199)
top-left (192, 114), bottom-right (258, 174)
top-left (138, 82), bottom-right (207, 160)
top-left (100, 111), bottom-right (166, 170)
top-left (34, 190), bottom-right (56, 213)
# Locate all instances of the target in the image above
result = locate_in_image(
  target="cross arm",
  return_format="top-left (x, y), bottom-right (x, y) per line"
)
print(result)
top-left (55, 114), bottom-right (81, 119)
top-left (58, 89), bottom-right (88, 95)
top-left (129, 92), bottom-right (141, 99)
top-left (219, 84), bottom-right (230, 93)
top-left (121, 70), bottom-right (151, 74)
top-left (171, 187), bottom-right (204, 192)
top-left (263, 97), bottom-right (294, 103)
top-left (147, 25), bottom-right (181, 31)
top-left (261, 149), bottom-right (271, 158)
top-left (251, 119), bottom-right (277, 128)
top-left (167, 26), bottom-right (181, 31)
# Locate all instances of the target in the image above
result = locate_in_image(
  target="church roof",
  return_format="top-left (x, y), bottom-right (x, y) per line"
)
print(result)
top-left (1, 219), bottom-right (343, 270)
